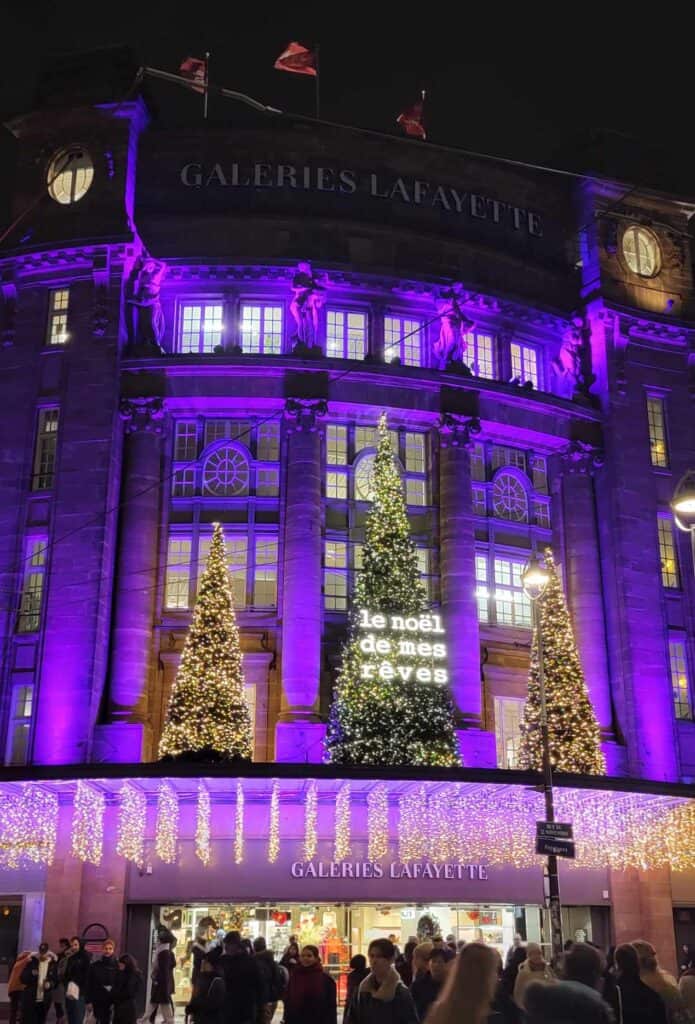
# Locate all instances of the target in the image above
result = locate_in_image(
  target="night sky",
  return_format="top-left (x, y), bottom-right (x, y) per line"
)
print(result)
top-left (2, 4), bottom-right (695, 206)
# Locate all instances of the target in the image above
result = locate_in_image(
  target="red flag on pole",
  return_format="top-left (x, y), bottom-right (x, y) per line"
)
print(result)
top-left (397, 91), bottom-right (426, 140)
top-left (179, 56), bottom-right (207, 94)
top-left (274, 41), bottom-right (317, 77)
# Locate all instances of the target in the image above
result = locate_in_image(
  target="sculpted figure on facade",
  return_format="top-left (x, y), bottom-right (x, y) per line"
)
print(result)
top-left (290, 261), bottom-right (328, 348)
top-left (433, 286), bottom-right (474, 369)
top-left (128, 255), bottom-right (168, 350)
top-left (552, 317), bottom-right (594, 400)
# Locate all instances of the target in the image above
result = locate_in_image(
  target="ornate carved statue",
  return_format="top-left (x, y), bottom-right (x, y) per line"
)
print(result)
top-left (433, 286), bottom-right (474, 369)
top-left (128, 256), bottom-right (167, 350)
top-left (290, 261), bottom-right (328, 347)
top-left (551, 319), bottom-right (585, 398)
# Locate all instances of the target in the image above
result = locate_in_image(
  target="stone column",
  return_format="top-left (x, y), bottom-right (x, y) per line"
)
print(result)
top-left (42, 803), bottom-right (84, 945)
top-left (276, 399), bottom-right (326, 763)
top-left (560, 441), bottom-right (613, 735)
top-left (438, 415), bottom-right (496, 766)
top-left (106, 397), bottom-right (164, 760)
top-left (610, 866), bottom-right (677, 977)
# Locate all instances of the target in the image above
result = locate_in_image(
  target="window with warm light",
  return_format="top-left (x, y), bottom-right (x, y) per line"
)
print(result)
top-left (324, 540), bottom-right (348, 610)
top-left (464, 329), bottom-right (496, 378)
top-left (670, 637), bottom-right (692, 720)
top-left (165, 537), bottom-right (192, 609)
top-left (658, 517), bottom-right (680, 589)
top-left (5, 684), bottom-right (34, 766)
top-left (17, 539), bottom-right (47, 633)
top-left (622, 225), bottom-right (661, 277)
top-left (494, 697), bottom-right (524, 768)
top-left (32, 408), bottom-right (59, 490)
top-left (646, 396), bottom-right (669, 468)
top-left (510, 342), bottom-right (539, 387)
top-left (326, 424), bottom-right (348, 499)
top-left (475, 553), bottom-right (532, 627)
top-left (326, 309), bottom-right (367, 359)
top-left (240, 304), bottom-right (283, 354)
top-left (47, 147), bottom-right (94, 205)
top-left (384, 315), bottom-right (423, 366)
top-left (253, 537), bottom-right (278, 606)
top-left (179, 303), bottom-right (224, 353)
top-left (46, 289), bottom-right (69, 346)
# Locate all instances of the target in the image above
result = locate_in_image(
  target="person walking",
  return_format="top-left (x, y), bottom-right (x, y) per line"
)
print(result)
top-left (86, 939), bottom-right (119, 1024)
top-left (279, 942), bottom-right (300, 976)
top-left (112, 956), bottom-right (142, 1024)
top-left (344, 955), bottom-right (369, 1024)
top-left (147, 928), bottom-right (176, 1024)
top-left (524, 943), bottom-right (613, 1024)
top-left (351, 938), bottom-right (417, 1024)
top-left (186, 958), bottom-right (225, 1024)
top-left (8, 950), bottom-right (32, 1024)
top-left (512, 942), bottom-right (554, 1011)
top-left (607, 944), bottom-right (667, 1024)
top-left (217, 931), bottom-right (263, 1024)
top-left (64, 937), bottom-right (91, 1024)
top-left (252, 936), bottom-right (284, 1024)
top-left (20, 943), bottom-right (58, 1024)
top-left (410, 946), bottom-right (448, 1021)
top-left (396, 941), bottom-right (417, 987)
top-left (424, 941), bottom-right (499, 1024)
top-left (53, 939), bottom-right (71, 1024)
top-left (282, 945), bottom-right (336, 1024)
top-left (489, 947), bottom-right (524, 1024)
top-left (632, 941), bottom-right (693, 1024)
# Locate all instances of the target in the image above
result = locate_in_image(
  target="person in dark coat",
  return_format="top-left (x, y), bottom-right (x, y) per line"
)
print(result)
top-left (53, 938), bottom-right (71, 1024)
top-left (607, 943), bottom-right (667, 1024)
top-left (21, 943), bottom-right (58, 1024)
top-left (148, 928), bottom-right (176, 1024)
top-left (86, 938), bottom-right (119, 1024)
top-left (410, 947), bottom-right (447, 1022)
top-left (186, 957), bottom-right (226, 1024)
top-left (64, 937), bottom-right (92, 1024)
top-left (353, 939), bottom-right (418, 1024)
top-left (111, 956), bottom-right (142, 1024)
top-left (524, 944), bottom-right (613, 1024)
top-left (395, 941), bottom-right (417, 988)
top-left (283, 946), bottom-right (337, 1024)
top-left (280, 942), bottom-right (300, 975)
top-left (252, 936), bottom-right (284, 1023)
top-left (344, 955), bottom-right (369, 1024)
top-left (217, 931), bottom-right (263, 1024)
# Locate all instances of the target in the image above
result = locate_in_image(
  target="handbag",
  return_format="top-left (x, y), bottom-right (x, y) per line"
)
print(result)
top-left (66, 982), bottom-right (80, 1001)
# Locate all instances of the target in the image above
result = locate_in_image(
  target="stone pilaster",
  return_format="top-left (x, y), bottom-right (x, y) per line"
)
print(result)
top-left (276, 399), bottom-right (326, 763)
top-left (610, 866), bottom-right (677, 977)
top-left (560, 441), bottom-right (613, 735)
top-left (106, 398), bottom-right (164, 759)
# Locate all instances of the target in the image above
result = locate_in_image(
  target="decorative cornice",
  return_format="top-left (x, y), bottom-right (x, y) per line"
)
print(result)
top-left (284, 398), bottom-right (328, 432)
top-left (4, 244), bottom-right (130, 277)
top-left (119, 397), bottom-right (165, 434)
top-left (437, 413), bottom-right (481, 449)
top-left (560, 439), bottom-right (604, 475)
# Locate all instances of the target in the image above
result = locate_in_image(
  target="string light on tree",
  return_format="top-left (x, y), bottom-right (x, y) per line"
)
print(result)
top-left (518, 548), bottom-right (606, 775)
top-left (334, 782), bottom-right (351, 861)
top-left (268, 780), bottom-right (280, 863)
top-left (158, 522), bottom-right (253, 762)
top-left (234, 780), bottom-right (244, 865)
top-left (155, 781), bottom-right (179, 864)
top-left (71, 781), bottom-right (105, 865)
top-left (367, 783), bottom-right (389, 860)
top-left (303, 780), bottom-right (318, 861)
top-left (325, 412), bottom-right (459, 766)
top-left (196, 785), bottom-right (211, 865)
top-left (0, 786), bottom-right (58, 868)
top-left (116, 782), bottom-right (146, 867)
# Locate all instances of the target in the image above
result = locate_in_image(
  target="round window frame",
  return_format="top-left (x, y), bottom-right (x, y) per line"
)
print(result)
top-left (46, 146), bottom-right (94, 206)
top-left (491, 469), bottom-right (529, 524)
top-left (621, 224), bottom-right (661, 279)
top-left (201, 443), bottom-right (250, 498)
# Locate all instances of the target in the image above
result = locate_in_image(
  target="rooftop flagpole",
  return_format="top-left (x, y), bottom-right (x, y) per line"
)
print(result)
top-left (203, 51), bottom-right (211, 119)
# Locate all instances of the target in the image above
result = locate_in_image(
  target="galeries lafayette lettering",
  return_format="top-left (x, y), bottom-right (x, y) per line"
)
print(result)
top-left (290, 860), bottom-right (490, 880)
top-left (180, 161), bottom-right (544, 237)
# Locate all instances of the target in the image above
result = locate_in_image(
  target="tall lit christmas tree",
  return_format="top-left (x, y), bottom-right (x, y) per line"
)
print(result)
top-left (159, 522), bottom-right (252, 762)
top-left (518, 548), bottom-right (605, 775)
top-left (325, 413), bottom-right (460, 766)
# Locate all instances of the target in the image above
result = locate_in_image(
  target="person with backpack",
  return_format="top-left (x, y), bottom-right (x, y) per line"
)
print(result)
top-left (186, 957), bottom-right (225, 1024)
top-left (252, 937), bottom-right (285, 1024)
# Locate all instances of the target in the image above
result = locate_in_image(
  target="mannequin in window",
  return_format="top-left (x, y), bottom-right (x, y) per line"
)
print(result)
top-left (290, 261), bottom-right (328, 347)
top-left (433, 286), bottom-right (474, 369)
top-left (129, 256), bottom-right (168, 351)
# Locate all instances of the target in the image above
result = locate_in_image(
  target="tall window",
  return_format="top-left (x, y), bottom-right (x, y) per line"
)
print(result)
top-left (32, 408), bottom-right (59, 490)
top-left (326, 310), bottom-right (367, 360)
top-left (475, 553), bottom-right (531, 627)
top-left (179, 303), bottom-right (224, 354)
top-left (166, 533), bottom-right (278, 611)
top-left (198, 536), bottom-right (248, 609)
top-left (404, 432), bottom-right (428, 506)
top-left (465, 330), bottom-right (495, 378)
top-left (174, 421), bottom-right (198, 462)
top-left (326, 424), bottom-right (348, 499)
top-left (670, 637), bottom-right (692, 720)
top-left (384, 315), bottom-right (422, 366)
top-left (494, 697), bottom-right (524, 768)
top-left (658, 517), bottom-right (680, 589)
top-left (5, 684), bottom-right (34, 765)
top-left (646, 396), bottom-right (669, 468)
top-left (510, 342), bottom-right (539, 387)
top-left (46, 289), bottom-right (69, 345)
top-left (17, 539), bottom-right (47, 633)
top-left (324, 540), bottom-right (348, 610)
top-left (253, 537), bottom-right (278, 606)
top-left (240, 304), bottom-right (283, 354)
top-left (165, 537), bottom-right (192, 609)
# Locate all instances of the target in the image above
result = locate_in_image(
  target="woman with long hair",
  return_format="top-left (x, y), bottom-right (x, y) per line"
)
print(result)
top-left (424, 942), bottom-right (499, 1024)
top-left (112, 955), bottom-right (143, 1024)
top-left (282, 946), bottom-right (336, 1024)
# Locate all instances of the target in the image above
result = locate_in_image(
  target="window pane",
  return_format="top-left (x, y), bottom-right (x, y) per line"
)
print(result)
top-left (326, 470), bottom-right (348, 499)
top-left (670, 638), bottom-right (692, 720)
top-left (257, 468), bottom-right (279, 497)
top-left (204, 419), bottom-right (252, 447)
top-left (174, 421), bottom-right (198, 462)
top-left (510, 342), bottom-right (539, 387)
top-left (241, 304), bottom-right (283, 355)
top-left (495, 697), bottom-right (524, 768)
top-left (179, 303), bottom-right (223, 353)
top-left (465, 330), bottom-right (495, 378)
top-left (492, 472), bottom-right (529, 522)
top-left (647, 397), bottom-right (668, 468)
top-left (405, 433), bottom-right (425, 473)
top-left (257, 421), bottom-right (280, 461)
top-left (254, 538), bottom-right (278, 606)
top-left (324, 540), bottom-right (348, 610)
top-left (494, 557), bottom-right (531, 627)
top-left (534, 500), bottom-right (551, 529)
top-left (475, 554), bottom-right (489, 623)
top-left (8, 722), bottom-right (30, 765)
top-left (165, 538), bottom-right (191, 609)
top-left (658, 518), bottom-right (680, 588)
top-left (202, 447), bottom-right (250, 497)
top-left (531, 456), bottom-right (548, 493)
top-left (355, 453), bottom-right (377, 502)
top-left (472, 487), bottom-right (486, 516)
top-left (326, 425), bottom-right (348, 465)
top-left (384, 315), bottom-right (422, 366)
top-left (470, 443), bottom-right (486, 482)
top-left (33, 408), bottom-right (59, 490)
top-left (406, 477), bottom-right (426, 506)
top-left (172, 468), bottom-right (196, 497)
top-left (17, 540), bottom-right (46, 633)
top-left (47, 289), bottom-right (69, 345)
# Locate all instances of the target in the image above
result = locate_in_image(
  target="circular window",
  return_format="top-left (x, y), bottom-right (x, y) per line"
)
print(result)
top-left (354, 452), bottom-right (377, 502)
top-left (47, 147), bottom-right (94, 205)
top-left (202, 447), bottom-right (249, 497)
top-left (492, 472), bottom-right (528, 523)
top-left (621, 225), bottom-right (661, 277)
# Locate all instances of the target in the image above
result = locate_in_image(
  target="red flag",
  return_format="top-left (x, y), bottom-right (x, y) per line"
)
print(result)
top-left (397, 91), bottom-right (426, 140)
top-left (274, 41), bottom-right (317, 77)
top-left (179, 56), bottom-right (207, 94)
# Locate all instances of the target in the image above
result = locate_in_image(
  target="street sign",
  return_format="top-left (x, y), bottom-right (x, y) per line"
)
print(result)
top-left (536, 821), bottom-right (573, 840)
top-left (536, 835), bottom-right (576, 859)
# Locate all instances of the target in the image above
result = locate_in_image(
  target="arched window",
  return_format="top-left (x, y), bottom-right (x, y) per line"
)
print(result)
top-left (47, 148), bottom-right (94, 205)
top-left (202, 445), bottom-right (250, 497)
top-left (354, 451), bottom-right (377, 502)
top-left (491, 470), bottom-right (528, 523)
top-left (622, 225), bottom-right (661, 277)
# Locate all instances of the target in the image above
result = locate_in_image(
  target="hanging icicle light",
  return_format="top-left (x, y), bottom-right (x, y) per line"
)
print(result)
top-left (268, 780), bottom-right (280, 863)
top-left (196, 786), bottom-right (211, 865)
top-left (303, 780), bottom-right (318, 861)
top-left (155, 781), bottom-right (179, 864)
top-left (0, 785), bottom-right (58, 868)
top-left (399, 786), bottom-right (427, 862)
top-left (235, 780), bottom-right (244, 865)
top-left (368, 783), bottom-right (389, 860)
top-left (334, 782), bottom-right (351, 862)
top-left (116, 782), bottom-right (146, 867)
top-left (71, 781), bottom-right (105, 865)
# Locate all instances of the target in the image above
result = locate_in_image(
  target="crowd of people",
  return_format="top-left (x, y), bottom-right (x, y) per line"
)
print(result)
top-left (8, 927), bottom-right (695, 1024)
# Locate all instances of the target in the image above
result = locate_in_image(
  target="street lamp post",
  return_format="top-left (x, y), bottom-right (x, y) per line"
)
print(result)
top-left (522, 554), bottom-right (564, 962)
top-left (672, 470), bottom-right (695, 572)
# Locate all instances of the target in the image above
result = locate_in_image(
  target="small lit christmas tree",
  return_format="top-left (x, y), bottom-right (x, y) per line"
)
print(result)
top-left (518, 548), bottom-right (605, 775)
top-left (325, 413), bottom-right (460, 766)
top-left (159, 522), bottom-right (252, 762)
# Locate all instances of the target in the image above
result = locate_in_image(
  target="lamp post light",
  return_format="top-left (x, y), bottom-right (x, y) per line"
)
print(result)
top-left (672, 471), bottom-right (695, 572)
top-left (522, 553), bottom-right (564, 961)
